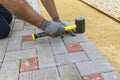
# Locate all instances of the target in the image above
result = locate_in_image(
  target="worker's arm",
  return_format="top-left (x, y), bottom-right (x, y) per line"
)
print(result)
top-left (0, 0), bottom-right (65, 37)
top-left (0, 0), bottom-right (42, 26)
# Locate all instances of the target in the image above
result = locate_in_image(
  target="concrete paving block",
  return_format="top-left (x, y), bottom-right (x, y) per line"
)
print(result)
top-left (49, 37), bottom-right (68, 55)
top-left (34, 29), bottom-right (44, 34)
top-left (55, 52), bottom-right (89, 66)
top-left (14, 19), bottom-right (24, 23)
top-left (80, 41), bottom-right (104, 60)
top-left (11, 30), bottom-right (34, 36)
top-left (0, 62), bottom-right (1, 68)
top-left (22, 37), bottom-right (49, 49)
top-left (76, 59), bottom-right (115, 76)
top-left (6, 36), bottom-right (22, 51)
top-left (58, 64), bottom-right (82, 80)
top-left (101, 71), bottom-right (120, 80)
top-left (63, 34), bottom-right (89, 44)
top-left (0, 61), bottom-right (20, 80)
top-left (24, 25), bottom-right (35, 30)
top-left (0, 51), bottom-right (4, 62)
top-left (13, 22), bottom-right (24, 31)
top-left (37, 45), bottom-right (56, 68)
top-left (4, 49), bottom-right (37, 61)
top-left (19, 67), bottom-right (60, 80)
top-left (0, 38), bottom-right (9, 51)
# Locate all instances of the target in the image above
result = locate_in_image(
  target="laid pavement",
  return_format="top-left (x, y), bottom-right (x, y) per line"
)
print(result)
top-left (0, 0), bottom-right (120, 80)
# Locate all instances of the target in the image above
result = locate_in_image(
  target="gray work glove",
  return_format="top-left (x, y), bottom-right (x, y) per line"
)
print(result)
top-left (39, 20), bottom-right (65, 37)
top-left (53, 17), bottom-right (76, 36)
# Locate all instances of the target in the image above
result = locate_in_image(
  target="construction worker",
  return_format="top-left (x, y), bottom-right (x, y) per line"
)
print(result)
top-left (0, 0), bottom-right (75, 39)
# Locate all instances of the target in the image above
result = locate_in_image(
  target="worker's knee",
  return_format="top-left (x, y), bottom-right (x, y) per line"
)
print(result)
top-left (0, 25), bottom-right (10, 39)
top-left (0, 16), bottom-right (11, 39)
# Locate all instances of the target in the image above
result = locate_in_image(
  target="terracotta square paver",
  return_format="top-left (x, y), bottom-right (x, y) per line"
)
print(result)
top-left (20, 58), bottom-right (38, 72)
top-left (66, 43), bottom-right (83, 53)
top-left (24, 22), bottom-right (31, 26)
top-left (83, 74), bottom-right (103, 80)
top-left (22, 35), bottom-right (34, 42)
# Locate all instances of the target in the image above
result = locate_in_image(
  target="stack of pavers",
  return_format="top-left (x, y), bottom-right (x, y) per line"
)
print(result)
top-left (0, 0), bottom-right (120, 80)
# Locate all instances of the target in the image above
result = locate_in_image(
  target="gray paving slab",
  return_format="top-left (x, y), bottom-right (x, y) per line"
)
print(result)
top-left (0, 38), bottom-right (9, 51)
top-left (55, 52), bottom-right (89, 66)
top-left (11, 29), bottom-right (34, 36)
top-left (76, 59), bottom-right (115, 76)
top-left (0, 62), bottom-right (1, 68)
top-left (80, 41), bottom-right (105, 60)
top-left (7, 30), bottom-right (34, 51)
top-left (0, 51), bottom-right (4, 62)
top-left (58, 64), bottom-right (82, 80)
top-left (37, 45), bottom-right (56, 68)
top-left (24, 25), bottom-right (35, 30)
top-left (0, 61), bottom-right (20, 80)
top-left (49, 37), bottom-right (68, 55)
top-left (22, 37), bottom-right (49, 49)
top-left (12, 22), bottom-right (24, 31)
top-left (101, 71), bottom-right (120, 80)
top-left (63, 34), bottom-right (89, 44)
top-left (13, 19), bottom-right (24, 23)
top-left (6, 36), bottom-right (22, 51)
top-left (19, 67), bottom-right (60, 80)
top-left (4, 49), bottom-right (37, 61)
top-left (35, 29), bottom-right (44, 34)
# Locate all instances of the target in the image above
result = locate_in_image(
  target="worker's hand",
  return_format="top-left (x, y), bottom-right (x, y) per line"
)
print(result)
top-left (39, 20), bottom-right (65, 37)
top-left (53, 17), bottom-right (76, 36)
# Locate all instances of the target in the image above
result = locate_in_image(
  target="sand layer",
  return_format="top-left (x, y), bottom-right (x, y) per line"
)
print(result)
top-left (83, 0), bottom-right (120, 21)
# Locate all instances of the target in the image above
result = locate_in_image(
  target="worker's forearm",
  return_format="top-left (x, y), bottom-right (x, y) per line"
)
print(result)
top-left (41, 0), bottom-right (59, 19)
top-left (0, 0), bottom-right (43, 26)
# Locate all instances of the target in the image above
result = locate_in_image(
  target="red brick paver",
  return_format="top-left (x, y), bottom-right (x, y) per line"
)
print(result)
top-left (66, 43), bottom-right (83, 53)
top-left (83, 74), bottom-right (103, 80)
top-left (22, 35), bottom-right (34, 42)
top-left (20, 58), bottom-right (38, 72)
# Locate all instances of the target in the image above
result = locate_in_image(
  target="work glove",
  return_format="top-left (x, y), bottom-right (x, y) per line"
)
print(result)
top-left (53, 17), bottom-right (76, 36)
top-left (39, 19), bottom-right (65, 37)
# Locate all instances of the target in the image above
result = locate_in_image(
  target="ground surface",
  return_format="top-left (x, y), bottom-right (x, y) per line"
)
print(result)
top-left (39, 0), bottom-right (120, 72)
top-left (0, 0), bottom-right (120, 80)
top-left (83, 0), bottom-right (120, 21)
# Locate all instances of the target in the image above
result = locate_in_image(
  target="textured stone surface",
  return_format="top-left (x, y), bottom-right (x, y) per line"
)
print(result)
top-left (37, 45), bottom-right (56, 68)
top-left (58, 64), bottom-right (82, 80)
top-left (20, 58), bottom-right (38, 72)
top-left (4, 49), bottom-right (37, 61)
top-left (76, 59), bottom-right (115, 76)
top-left (22, 37), bottom-right (49, 49)
top-left (55, 52), bottom-right (89, 66)
top-left (66, 43), bottom-right (83, 53)
top-left (13, 22), bottom-right (24, 31)
top-left (19, 67), bottom-right (60, 80)
top-left (83, 74), bottom-right (103, 80)
top-left (63, 34), bottom-right (89, 44)
top-left (6, 36), bottom-right (22, 51)
top-left (101, 71), bottom-right (120, 80)
top-left (50, 37), bottom-right (68, 54)
top-left (0, 61), bottom-right (20, 80)
top-left (24, 22), bottom-right (35, 30)
top-left (80, 42), bottom-right (104, 60)
top-left (0, 52), bottom-right (4, 62)
top-left (0, 38), bottom-right (9, 51)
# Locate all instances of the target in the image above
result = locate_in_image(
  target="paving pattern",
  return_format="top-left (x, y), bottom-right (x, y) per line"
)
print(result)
top-left (0, 0), bottom-right (120, 80)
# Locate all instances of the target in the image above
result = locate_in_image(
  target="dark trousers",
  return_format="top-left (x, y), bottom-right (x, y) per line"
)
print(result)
top-left (0, 4), bottom-right (12, 39)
